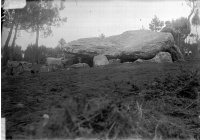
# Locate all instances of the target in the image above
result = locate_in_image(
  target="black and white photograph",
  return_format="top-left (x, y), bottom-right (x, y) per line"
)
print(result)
top-left (1, 0), bottom-right (200, 139)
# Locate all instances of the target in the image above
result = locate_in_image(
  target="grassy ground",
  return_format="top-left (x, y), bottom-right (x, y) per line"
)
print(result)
top-left (1, 60), bottom-right (200, 139)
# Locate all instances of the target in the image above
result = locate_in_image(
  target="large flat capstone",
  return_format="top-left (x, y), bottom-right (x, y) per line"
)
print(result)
top-left (63, 30), bottom-right (184, 62)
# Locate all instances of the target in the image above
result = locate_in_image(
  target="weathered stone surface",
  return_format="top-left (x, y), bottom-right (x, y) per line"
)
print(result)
top-left (108, 59), bottom-right (121, 65)
top-left (70, 63), bottom-right (90, 68)
top-left (45, 56), bottom-right (79, 69)
top-left (62, 57), bottom-right (79, 67)
top-left (46, 57), bottom-right (64, 68)
top-left (7, 61), bottom-right (32, 69)
top-left (134, 59), bottom-right (143, 63)
top-left (40, 65), bottom-right (52, 72)
top-left (64, 30), bottom-right (184, 62)
top-left (135, 52), bottom-right (172, 63)
top-left (93, 55), bottom-right (109, 67)
top-left (151, 52), bottom-right (172, 63)
top-left (6, 60), bottom-right (33, 75)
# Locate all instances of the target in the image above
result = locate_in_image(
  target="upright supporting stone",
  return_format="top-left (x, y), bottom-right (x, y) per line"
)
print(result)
top-left (93, 55), bottom-right (109, 67)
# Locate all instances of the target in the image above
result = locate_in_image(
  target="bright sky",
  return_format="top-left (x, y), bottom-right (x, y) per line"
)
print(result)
top-left (1, 0), bottom-right (199, 50)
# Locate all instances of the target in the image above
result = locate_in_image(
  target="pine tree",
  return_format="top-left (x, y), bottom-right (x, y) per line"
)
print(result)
top-left (21, 1), bottom-right (67, 63)
top-left (149, 15), bottom-right (164, 32)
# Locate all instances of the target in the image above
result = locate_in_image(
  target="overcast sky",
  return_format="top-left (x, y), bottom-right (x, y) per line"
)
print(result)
top-left (1, 0), bottom-right (199, 50)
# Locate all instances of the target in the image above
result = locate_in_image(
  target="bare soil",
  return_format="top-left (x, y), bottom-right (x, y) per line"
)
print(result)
top-left (1, 60), bottom-right (200, 139)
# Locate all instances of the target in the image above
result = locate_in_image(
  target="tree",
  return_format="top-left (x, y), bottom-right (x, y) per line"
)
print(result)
top-left (2, 10), bottom-right (15, 66)
top-left (24, 44), bottom-right (38, 63)
top-left (38, 45), bottom-right (48, 64)
top-left (1, 44), bottom-right (23, 62)
top-left (12, 45), bottom-right (23, 61)
top-left (99, 33), bottom-right (105, 39)
top-left (24, 44), bottom-right (51, 63)
top-left (191, 9), bottom-right (200, 41)
top-left (171, 17), bottom-right (188, 35)
top-left (171, 17), bottom-right (188, 46)
top-left (185, 0), bottom-right (200, 39)
top-left (56, 38), bottom-right (66, 58)
top-left (10, 23), bottom-right (19, 61)
top-left (24, 44), bottom-right (66, 63)
top-left (149, 15), bottom-right (164, 32)
top-left (58, 38), bottom-right (66, 48)
top-left (2, 4), bottom-right (35, 65)
top-left (22, 1), bottom-right (67, 63)
top-left (9, 8), bottom-right (29, 61)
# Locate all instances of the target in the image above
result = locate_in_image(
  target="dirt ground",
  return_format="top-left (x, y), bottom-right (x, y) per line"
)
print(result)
top-left (1, 60), bottom-right (200, 139)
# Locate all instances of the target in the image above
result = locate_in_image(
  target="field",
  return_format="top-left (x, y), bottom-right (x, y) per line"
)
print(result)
top-left (1, 60), bottom-right (200, 140)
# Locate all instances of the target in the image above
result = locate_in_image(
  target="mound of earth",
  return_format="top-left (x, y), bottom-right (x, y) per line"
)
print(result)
top-left (63, 30), bottom-right (184, 63)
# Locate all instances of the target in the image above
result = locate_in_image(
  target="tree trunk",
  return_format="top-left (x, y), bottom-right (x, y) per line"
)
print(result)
top-left (35, 24), bottom-right (40, 64)
top-left (2, 15), bottom-right (15, 66)
top-left (4, 23), bottom-right (14, 47)
top-left (10, 24), bottom-right (18, 61)
top-left (185, 1), bottom-right (195, 41)
top-left (196, 26), bottom-right (199, 41)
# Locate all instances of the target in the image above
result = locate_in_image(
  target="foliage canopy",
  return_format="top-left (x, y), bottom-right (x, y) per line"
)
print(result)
top-left (149, 15), bottom-right (164, 32)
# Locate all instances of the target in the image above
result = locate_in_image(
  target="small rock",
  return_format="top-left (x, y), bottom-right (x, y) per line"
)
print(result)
top-left (16, 103), bottom-right (24, 109)
top-left (43, 114), bottom-right (49, 119)
top-left (108, 59), bottom-right (121, 65)
top-left (70, 63), bottom-right (90, 68)
top-left (124, 62), bottom-right (133, 64)
top-left (151, 82), bottom-right (158, 87)
top-left (42, 114), bottom-right (49, 126)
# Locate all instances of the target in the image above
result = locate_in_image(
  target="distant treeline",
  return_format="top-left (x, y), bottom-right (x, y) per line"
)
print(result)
top-left (1, 44), bottom-right (63, 64)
